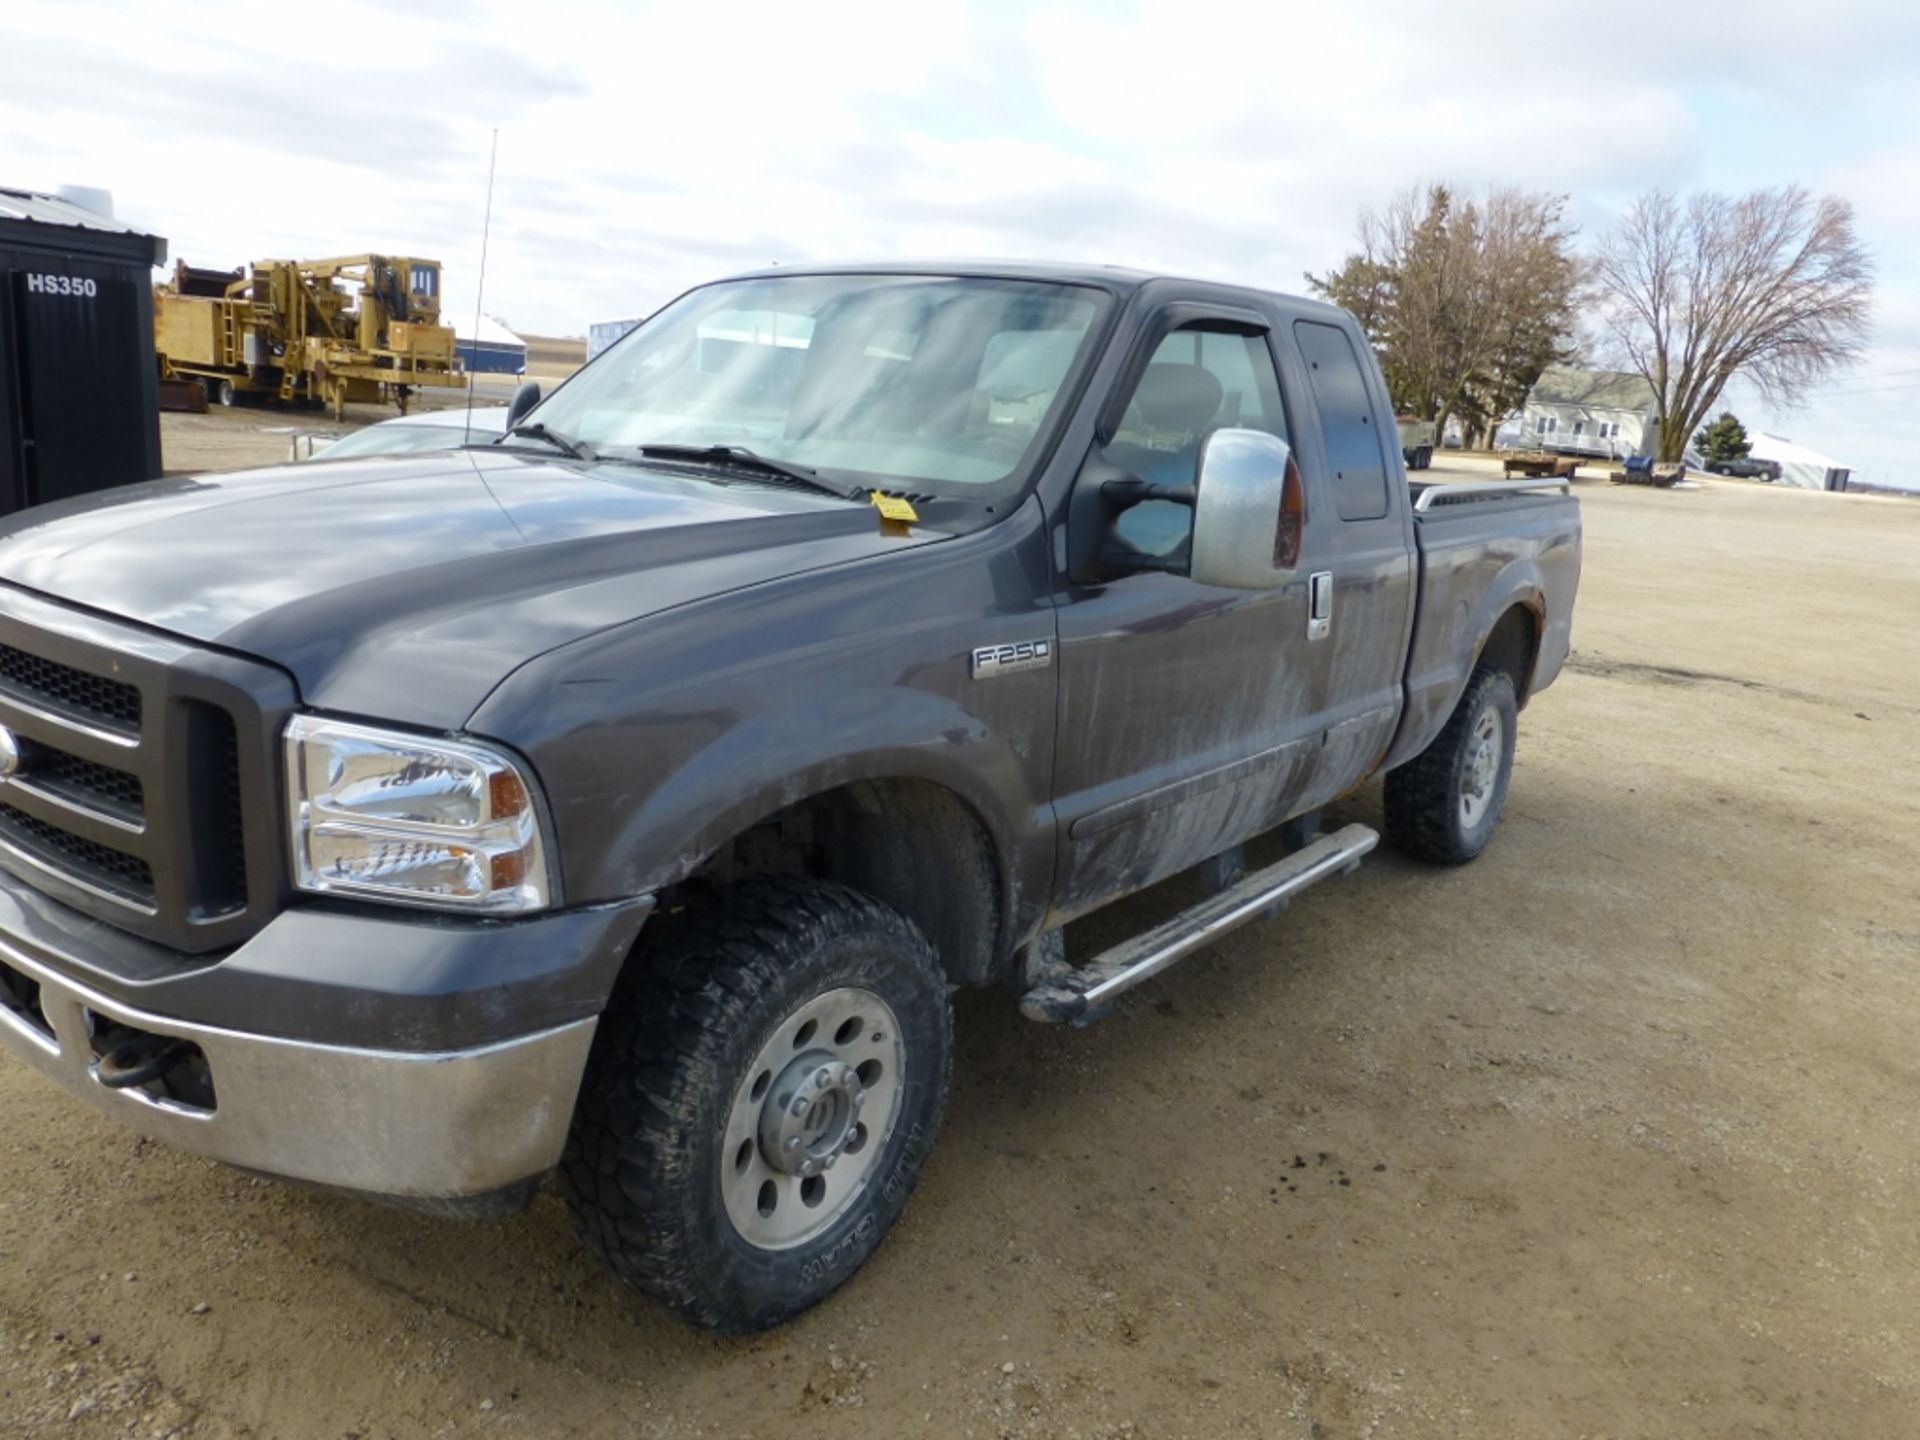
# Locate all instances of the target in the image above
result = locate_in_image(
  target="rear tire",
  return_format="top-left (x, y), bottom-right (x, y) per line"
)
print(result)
top-left (561, 876), bottom-right (951, 1331)
top-left (1384, 667), bottom-right (1517, 864)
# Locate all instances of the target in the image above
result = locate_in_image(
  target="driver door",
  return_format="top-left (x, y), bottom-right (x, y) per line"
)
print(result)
top-left (1048, 309), bottom-right (1330, 919)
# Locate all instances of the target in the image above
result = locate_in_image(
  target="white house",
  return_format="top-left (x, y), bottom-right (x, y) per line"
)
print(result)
top-left (1519, 367), bottom-right (1660, 460)
top-left (1745, 431), bottom-right (1853, 492)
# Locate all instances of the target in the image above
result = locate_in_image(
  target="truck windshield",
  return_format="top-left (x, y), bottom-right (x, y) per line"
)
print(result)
top-left (530, 274), bottom-right (1109, 500)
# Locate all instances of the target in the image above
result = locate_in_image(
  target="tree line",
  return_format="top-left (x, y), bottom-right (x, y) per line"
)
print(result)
top-left (1307, 183), bottom-right (1873, 463)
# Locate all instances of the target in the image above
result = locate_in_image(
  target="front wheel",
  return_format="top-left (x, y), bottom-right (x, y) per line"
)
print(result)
top-left (561, 877), bottom-right (951, 1331)
top-left (1384, 666), bottom-right (1517, 864)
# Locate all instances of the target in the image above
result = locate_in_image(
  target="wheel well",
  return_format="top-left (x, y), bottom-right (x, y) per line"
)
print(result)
top-left (1477, 605), bottom-right (1540, 705)
top-left (660, 779), bottom-right (1003, 987)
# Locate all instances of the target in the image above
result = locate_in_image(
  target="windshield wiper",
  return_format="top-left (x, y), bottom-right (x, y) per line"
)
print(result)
top-left (501, 422), bottom-right (594, 461)
top-left (626, 443), bottom-right (861, 501)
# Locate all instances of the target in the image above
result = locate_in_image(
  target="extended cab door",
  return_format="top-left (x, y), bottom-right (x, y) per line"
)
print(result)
top-left (1047, 301), bottom-right (1330, 918)
top-left (1281, 315), bottom-right (1415, 811)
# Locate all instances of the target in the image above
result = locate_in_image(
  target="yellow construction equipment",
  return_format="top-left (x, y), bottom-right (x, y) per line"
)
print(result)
top-left (155, 254), bottom-right (462, 418)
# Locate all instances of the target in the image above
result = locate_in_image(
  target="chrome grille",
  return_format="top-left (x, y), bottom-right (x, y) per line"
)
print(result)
top-left (20, 747), bottom-right (145, 823)
top-left (0, 640), bottom-right (142, 734)
top-left (0, 801), bottom-right (155, 905)
top-left (0, 587), bottom-right (290, 955)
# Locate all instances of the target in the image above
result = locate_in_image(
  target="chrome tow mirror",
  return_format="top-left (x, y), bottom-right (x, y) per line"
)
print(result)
top-left (1068, 427), bottom-right (1306, 588)
top-left (1189, 429), bottom-right (1306, 590)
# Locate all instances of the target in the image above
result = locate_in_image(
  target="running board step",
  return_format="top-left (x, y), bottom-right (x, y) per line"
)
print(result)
top-left (1019, 823), bottom-right (1379, 1026)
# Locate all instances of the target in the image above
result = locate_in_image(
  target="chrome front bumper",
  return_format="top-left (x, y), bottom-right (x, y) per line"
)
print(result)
top-left (0, 940), bottom-right (596, 1205)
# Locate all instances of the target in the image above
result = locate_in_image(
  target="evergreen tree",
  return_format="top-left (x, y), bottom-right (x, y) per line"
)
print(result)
top-left (1309, 185), bottom-right (1583, 443)
top-left (1695, 412), bottom-right (1752, 465)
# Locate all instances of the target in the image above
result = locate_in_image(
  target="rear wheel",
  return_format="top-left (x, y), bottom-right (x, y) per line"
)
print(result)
top-left (214, 378), bottom-right (237, 407)
top-left (1384, 666), bottom-right (1517, 864)
top-left (561, 877), bottom-right (951, 1331)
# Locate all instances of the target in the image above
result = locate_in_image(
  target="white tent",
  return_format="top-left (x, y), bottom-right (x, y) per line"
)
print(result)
top-left (1746, 431), bottom-right (1853, 493)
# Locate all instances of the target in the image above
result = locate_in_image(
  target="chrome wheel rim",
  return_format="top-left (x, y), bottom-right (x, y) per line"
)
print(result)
top-left (1459, 705), bottom-right (1503, 829)
top-left (720, 986), bottom-right (904, 1251)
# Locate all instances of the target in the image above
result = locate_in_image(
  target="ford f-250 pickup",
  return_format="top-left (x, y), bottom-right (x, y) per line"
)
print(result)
top-left (0, 263), bottom-right (1579, 1331)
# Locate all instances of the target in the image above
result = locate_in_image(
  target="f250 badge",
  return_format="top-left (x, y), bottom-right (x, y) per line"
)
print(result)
top-left (971, 638), bottom-right (1052, 678)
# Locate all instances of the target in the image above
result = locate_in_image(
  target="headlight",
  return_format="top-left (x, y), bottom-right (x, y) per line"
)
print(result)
top-left (284, 716), bottom-right (553, 913)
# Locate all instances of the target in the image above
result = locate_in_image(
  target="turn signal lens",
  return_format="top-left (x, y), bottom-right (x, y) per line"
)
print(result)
top-left (1274, 455), bottom-right (1306, 570)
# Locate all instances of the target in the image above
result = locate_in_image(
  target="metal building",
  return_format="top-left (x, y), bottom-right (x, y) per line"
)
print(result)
top-left (1747, 431), bottom-right (1854, 493)
top-left (0, 186), bottom-right (167, 516)
top-left (453, 313), bottom-right (527, 375)
top-left (588, 317), bottom-right (641, 360)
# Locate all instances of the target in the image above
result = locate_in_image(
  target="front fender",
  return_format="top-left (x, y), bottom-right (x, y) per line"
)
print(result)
top-left (601, 684), bottom-right (1045, 903)
top-left (467, 496), bottom-right (1062, 948)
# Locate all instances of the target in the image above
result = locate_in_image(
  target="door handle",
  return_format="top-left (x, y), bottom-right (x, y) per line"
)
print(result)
top-left (1308, 571), bottom-right (1333, 641)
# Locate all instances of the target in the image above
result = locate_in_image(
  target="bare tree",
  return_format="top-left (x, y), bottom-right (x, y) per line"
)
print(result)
top-left (1464, 194), bottom-right (1587, 446)
top-left (1595, 187), bottom-right (1872, 462)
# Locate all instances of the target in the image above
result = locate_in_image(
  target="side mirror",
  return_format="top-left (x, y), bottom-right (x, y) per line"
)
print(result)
top-left (505, 380), bottom-right (542, 429)
top-left (1189, 429), bottom-right (1306, 590)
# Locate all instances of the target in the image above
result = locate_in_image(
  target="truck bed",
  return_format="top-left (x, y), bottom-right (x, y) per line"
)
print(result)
top-left (1391, 478), bottom-right (1583, 768)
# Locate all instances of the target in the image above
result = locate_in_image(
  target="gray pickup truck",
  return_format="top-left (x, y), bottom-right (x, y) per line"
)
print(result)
top-left (0, 263), bottom-right (1579, 1330)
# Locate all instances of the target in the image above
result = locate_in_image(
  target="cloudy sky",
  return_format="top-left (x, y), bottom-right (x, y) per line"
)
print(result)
top-left (6, 0), bottom-right (1919, 485)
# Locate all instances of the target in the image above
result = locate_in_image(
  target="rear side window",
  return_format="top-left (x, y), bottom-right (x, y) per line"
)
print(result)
top-left (1293, 320), bottom-right (1389, 521)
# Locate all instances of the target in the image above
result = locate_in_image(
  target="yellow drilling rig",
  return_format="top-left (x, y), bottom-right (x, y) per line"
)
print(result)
top-left (155, 254), bottom-right (462, 417)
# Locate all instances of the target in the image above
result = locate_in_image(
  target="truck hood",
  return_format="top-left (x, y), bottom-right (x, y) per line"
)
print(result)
top-left (0, 450), bottom-right (943, 728)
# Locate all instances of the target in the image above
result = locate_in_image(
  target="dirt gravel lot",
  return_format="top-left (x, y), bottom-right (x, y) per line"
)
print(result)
top-left (3, 461), bottom-right (1919, 1439)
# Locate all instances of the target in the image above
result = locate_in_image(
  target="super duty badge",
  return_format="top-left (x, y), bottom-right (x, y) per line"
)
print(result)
top-left (971, 638), bottom-right (1052, 678)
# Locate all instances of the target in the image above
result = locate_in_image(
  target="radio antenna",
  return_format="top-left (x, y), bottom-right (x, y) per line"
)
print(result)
top-left (464, 128), bottom-right (499, 442)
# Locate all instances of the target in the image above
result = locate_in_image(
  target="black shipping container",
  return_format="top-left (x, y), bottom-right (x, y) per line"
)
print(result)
top-left (0, 188), bottom-right (167, 516)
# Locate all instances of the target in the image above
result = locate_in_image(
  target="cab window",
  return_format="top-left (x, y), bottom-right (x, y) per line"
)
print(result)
top-left (1292, 320), bottom-right (1390, 521)
top-left (1106, 324), bottom-right (1288, 560)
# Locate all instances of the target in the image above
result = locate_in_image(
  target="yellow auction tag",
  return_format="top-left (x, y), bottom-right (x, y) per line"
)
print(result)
top-left (870, 492), bottom-right (919, 524)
